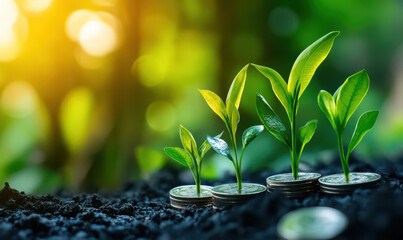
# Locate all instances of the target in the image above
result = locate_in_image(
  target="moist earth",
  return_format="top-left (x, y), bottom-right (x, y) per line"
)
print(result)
top-left (0, 156), bottom-right (402, 240)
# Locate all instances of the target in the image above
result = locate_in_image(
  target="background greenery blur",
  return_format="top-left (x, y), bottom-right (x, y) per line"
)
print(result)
top-left (0, 0), bottom-right (402, 193)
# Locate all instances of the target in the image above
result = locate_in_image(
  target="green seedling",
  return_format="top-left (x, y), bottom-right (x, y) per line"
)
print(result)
top-left (200, 64), bottom-right (264, 190)
top-left (164, 125), bottom-right (222, 194)
top-left (318, 70), bottom-right (379, 183)
top-left (254, 31), bottom-right (339, 180)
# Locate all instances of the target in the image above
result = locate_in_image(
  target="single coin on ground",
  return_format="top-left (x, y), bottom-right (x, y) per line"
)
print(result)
top-left (277, 206), bottom-right (348, 240)
top-left (169, 185), bottom-right (213, 209)
top-left (212, 183), bottom-right (266, 207)
top-left (319, 172), bottom-right (381, 195)
top-left (266, 172), bottom-right (321, 198)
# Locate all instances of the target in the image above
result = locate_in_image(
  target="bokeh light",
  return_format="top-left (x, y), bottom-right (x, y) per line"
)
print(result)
top-left (0, 0), bottom-right (21, 61)
top-left (146, 101), bottom-right (176, 132)
top-left (1, 81), bottom-right (37, 118)
top-left (79, 20), bottom-right (117, 57)
top-left (21, 0), bottom-right (52, 13)
top-left (66, 10), bottom-right (119, 57)
top-left (133, 55), bottom-right (168, 87)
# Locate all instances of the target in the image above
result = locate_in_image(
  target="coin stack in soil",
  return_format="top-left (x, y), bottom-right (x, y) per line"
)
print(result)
top-left (211, 183), bottom-right (266, 207)
top-left (266, 172), bottom-right (321, 198)
top-left (169, 185), bottom-right (213, 209)
top-left (319, 172), bottom-right (381, 195)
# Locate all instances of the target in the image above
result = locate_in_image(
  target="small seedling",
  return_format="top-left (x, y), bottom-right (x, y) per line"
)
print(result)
top-left (164, 125), bottom-right (222, 194)
top-left (318, 70), bottom-right (379, 183)
top-left (254, 31), bottom-right (340, 179)
top-left (200, 64), bottom-right (264, 190)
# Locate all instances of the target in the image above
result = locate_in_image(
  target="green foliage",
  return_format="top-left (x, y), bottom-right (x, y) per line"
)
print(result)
top-left (254, 31), bottom-right (338, 179)
top-left (164, 125), bottom-right (221, 194)
top-left (317, 70), bottom-right (379, 183)
top-left (288, 31), bottom-right (340, 98)
top-left (242, 125), bottom-right (265, 150)
top-left (256, 94), bottom-right (289, 145)
top-left (201, 64), bottom-right (263, 190)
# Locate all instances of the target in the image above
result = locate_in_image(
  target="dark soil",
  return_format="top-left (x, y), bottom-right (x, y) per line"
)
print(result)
top-left (0, 156), bottom-right (402, 240)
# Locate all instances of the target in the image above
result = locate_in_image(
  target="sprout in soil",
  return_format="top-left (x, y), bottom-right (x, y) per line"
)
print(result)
top-left (199, 64), bottom-right (264, 190)
top-left (253, 31), bottom-right (339, 180)
top-left (318, 70), bottom-right (379, 183)
top-left (164, 125), bottom-right (222, 194)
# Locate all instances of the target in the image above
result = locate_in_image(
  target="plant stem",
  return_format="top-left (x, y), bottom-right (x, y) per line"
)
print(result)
top-left (226, 122), bottom-right (242, 190)
top-left (337, 133), bottom-right (349, 183)
top-left (290, 102), bottom-right (298, 180)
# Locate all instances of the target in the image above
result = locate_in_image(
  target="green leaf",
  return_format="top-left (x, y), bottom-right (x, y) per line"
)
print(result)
top-left (288, 31), bottom-right (340, 98)
top-left (317, 90), bottom-right (337, 130)
top-left (179, 125), bottom-right (198, 159)
top-left (206, 135), bottom-right (233, 161)
top-left (226, 64), bottom-right (249, 109)
top-left (198, 131), bottom-right (223, 159)
top-left (199, 89), bottom-right (227, 122)
top-left (227, 103), bottom-right (240, 136)
top-left (164, 147), bottom-right (193, 168)
top-left (347, 110), bottom-right (379, 157)
top-left (298, 120), bottom-right (318, 146)
top-left (242, 125), bottom-right (264, 149)
top-left (336, 70), bottom-right (370, 127)
top-left (252, 63), bottom-right (291, 115)
top-left (333, 86), bottom-right (341, 102)
top-left (256, 94), bottom-right (289, 146)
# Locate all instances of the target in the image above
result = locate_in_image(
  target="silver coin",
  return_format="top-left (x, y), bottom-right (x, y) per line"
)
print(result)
top-left (277, 207), bottom-right (348, 240)
top-left (269, 184), bottom-right (318, 192)
top-left (169, 185), bottom-right (212, 200)
top-left (170, 201), bottom-right (211, 209)
top-left (319, 182), bottom-right (380, 192)
top-left (267, 173), bottom-right (321, 187)
top-left (319, 172), bottom-right (381, 187)
top-left (212, 183), bottom-right (267, 197)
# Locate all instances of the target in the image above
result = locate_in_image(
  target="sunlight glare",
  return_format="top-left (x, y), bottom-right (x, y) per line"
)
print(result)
top-left (78, 20), bottom-right (117, 57)
top-left (21, 0), bottom-right (52, 12)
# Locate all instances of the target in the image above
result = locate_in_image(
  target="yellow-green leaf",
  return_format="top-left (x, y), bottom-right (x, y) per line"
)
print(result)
top-left (199, 89), bottom-right (227, 122)
top-left (317, 90), bottom-right (337, 131)
top-left (336, 70), bottom-right (370, 128)
top-left (164, 147), bottom-right (193, 169)
top-left (226, 64), bottom-right (249, 109)
top-left (288, 31), bottom-right (340, 98)
top-left (226, 103), bottom-right (240, 136)
top-left (179, 125), bottom-right (198, 159)
top-left (252, 63), bottom-right (291, 115)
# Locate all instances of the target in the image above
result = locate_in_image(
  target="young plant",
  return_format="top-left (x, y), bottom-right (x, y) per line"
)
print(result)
top-left (318, 70), bottom-right (379, 183)
top-left (254, 31), bottom-right (339, 180)
top-left (164, 125), bottom-right (222, 194)
top-left (200, 64), bottom-right (264, 190)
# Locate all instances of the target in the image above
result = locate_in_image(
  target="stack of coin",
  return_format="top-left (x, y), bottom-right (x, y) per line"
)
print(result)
top-left (319, 172), bottom-right (381, 195)
top-left (169, 185), bottom-right (213, 209)
top-left (211, 183), bottom-right (266, 207)
top-left (266, 172), bottom-right (321, 198)
top-left (277, 207), bottom-right (348, 240)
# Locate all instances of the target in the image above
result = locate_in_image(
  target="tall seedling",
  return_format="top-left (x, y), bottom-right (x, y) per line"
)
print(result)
top-left (318, 70), bottom-right (379, 183)
top-left (254, 31), bottom-right (340, 179)
top-left (200, 64), bottom-right (264, 190)
top-left (164, 125), bottom-right (222, 194)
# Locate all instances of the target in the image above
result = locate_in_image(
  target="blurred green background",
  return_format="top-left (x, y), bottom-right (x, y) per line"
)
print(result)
top-left (0, 0), bottom-right (402, 193)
